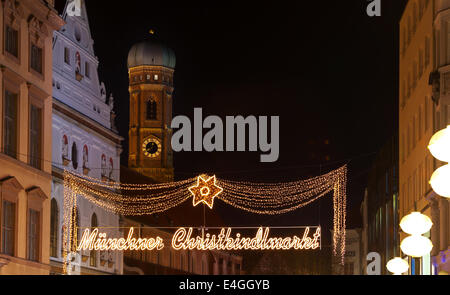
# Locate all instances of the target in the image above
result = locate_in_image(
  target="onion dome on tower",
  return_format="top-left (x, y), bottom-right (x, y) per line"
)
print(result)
top-left (127, 33), bottom-right (176, 69)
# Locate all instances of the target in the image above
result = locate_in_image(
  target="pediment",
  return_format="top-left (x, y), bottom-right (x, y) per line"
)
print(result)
top-left (0, 176), bottom-right (24, 193)
top-left (26, 186), bottom-right (48, 200)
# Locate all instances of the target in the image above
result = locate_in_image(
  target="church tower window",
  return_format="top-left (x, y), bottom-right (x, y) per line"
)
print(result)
top-left (146, 100), bottom-right (157, 120)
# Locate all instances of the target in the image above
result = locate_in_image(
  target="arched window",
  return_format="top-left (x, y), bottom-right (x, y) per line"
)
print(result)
top-left (62, 135), bottom-right (68, 159)
top-left (50, 198), bottom-right (58, 258)
top-left (146, 100), bottom-right (157, 120)
top-left (90, 213), bottom-right (98, 267)
top-left (101, 154), bottom-right (107, 178)
top-left (109, 158), bottom-right (114, 179)
top-left (82, 145), bottom-right (89, 168)
top-left (72, 143), bottom-right (78, 169)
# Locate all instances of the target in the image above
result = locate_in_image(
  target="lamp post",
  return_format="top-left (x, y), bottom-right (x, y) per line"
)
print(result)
top-left (386, 212), bottom-right (433, 275)
top-left (429, 125), bottom-right (450, 199)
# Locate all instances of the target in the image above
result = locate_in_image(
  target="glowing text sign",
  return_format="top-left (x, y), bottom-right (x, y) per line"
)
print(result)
top-left (76, 227), bottom-right (321, 251)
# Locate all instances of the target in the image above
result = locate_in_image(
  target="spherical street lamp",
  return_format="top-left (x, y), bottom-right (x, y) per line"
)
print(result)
top-left (386, 257), bottom-right (409, 275)
top-left (430, 164), bottom-right (450, 198)
top-left (428, 126), bottom-right (450, 162)
top-left (400, 235), bottom-right (433, 258)
top-left (399, 212), bottom-right (433, 235)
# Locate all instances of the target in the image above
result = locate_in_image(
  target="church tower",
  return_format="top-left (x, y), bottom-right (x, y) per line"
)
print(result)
top-left (127, 36), bottom-right (175, 182)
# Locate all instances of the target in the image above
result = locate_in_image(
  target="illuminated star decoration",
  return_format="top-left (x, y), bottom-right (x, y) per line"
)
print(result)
top-left (188, 175), bottom-right (223, 209)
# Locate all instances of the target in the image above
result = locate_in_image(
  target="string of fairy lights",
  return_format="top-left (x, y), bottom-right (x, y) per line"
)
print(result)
top-left (61, 165), bottom-right (347, 273)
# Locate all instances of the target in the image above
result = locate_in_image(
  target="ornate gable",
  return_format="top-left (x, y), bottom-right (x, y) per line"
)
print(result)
top-left (0, 176), bottom-right (24, 193)
top-left (2, 0), bottom-right (24, 28)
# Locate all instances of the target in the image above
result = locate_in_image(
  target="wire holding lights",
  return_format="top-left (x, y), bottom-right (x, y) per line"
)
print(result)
top-left (62, 165), bottom-right (347, 273)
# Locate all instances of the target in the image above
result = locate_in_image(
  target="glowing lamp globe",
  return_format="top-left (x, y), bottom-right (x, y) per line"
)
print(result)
top-left (386, 257), bottom-right (409, 275)
top-left (428, 126), bottom-right (450, 162)
top-left (430, 164), bottom-right (450, 198)
top-left (399, 212), bottom-right (433, 235)
top-left (400, 235), bottom-right (433, 258)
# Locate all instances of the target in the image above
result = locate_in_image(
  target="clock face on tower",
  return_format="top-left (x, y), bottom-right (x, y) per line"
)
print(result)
top-left (142, 137), bottom-right (162, 158)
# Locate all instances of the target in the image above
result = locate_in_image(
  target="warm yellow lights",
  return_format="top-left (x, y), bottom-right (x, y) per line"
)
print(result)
top-left (77, 228), bottom-right (164, 251)
top-left (189, 175), bottom-right (223, 209)
top-left (386, 257), bottom-right (409, 275)
top-left (430, 164), bottom-right (450, 198)
top-left (400, 235), bottom-right (433, 258)
top-left (75, 226), bottom-right (321, 252)
top-left (62, 165), bottom-right (348, 273)
top-left (428, 126), bottom-right (450, 162)
top-left (172, 227), bottom-right (320, 251)
top-left (428, 126), bottom-right (450, 199)
top-left (399, 212), bottom-right (433, 236)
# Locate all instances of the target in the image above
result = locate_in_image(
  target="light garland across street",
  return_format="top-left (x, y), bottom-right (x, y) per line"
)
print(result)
top-left (62, 165), bottom-right (347, 273)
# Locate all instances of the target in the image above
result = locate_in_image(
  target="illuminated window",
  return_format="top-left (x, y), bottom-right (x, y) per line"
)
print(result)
top-left (154, 74), bottom-right (159, 81)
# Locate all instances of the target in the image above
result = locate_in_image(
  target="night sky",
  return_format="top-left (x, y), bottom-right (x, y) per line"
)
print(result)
top-left (55, 1), bottom-right (408, 240)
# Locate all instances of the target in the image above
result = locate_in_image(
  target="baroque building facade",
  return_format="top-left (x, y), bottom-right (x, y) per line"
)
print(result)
top-left (399, 0), bottom-right (450, 275)
top-left (49, 0), bottom-right (123, 275)
top-left (0, 0), bottom-right (64, 275)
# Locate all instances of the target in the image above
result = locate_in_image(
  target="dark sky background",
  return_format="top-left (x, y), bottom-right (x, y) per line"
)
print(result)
top-left (55, 0), bottom-right (408, 244)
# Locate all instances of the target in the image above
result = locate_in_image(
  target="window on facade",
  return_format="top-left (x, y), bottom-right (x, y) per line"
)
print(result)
top-left (28, 209), bottom-right (40, 262)
top-left (72, 143), bottom-right (78, 169)
top-left (50, 198), bottom-right (58, 258)
top-left (90, 213), bottom-right (98, 267)
top-left (154, 74), bottom-right (159, 81)
top-left (85, 62), bottom-right (90, 78)
top-left (83, 145), bottom-right (89, 168)
top-left (30, 44), bottom-right (43, 74)
top-left (5, 25), bottom-right (18, 58)
top-left (1, 200), bottom-right (15, 256)
top-left (3, 90), bottom-right (18, 158)
top-left (29, 105), bottom-right (42, 169)
top-left (146, 100), bottom-right (157, 120)
top-left (109, 158), bottom-right (114, 180)
top-left (64, 47), bottom-right (70, 64)
top-left (101, 154), bottom-right (107, 178)
top-left (62, 135), bottom-right (69, 160)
